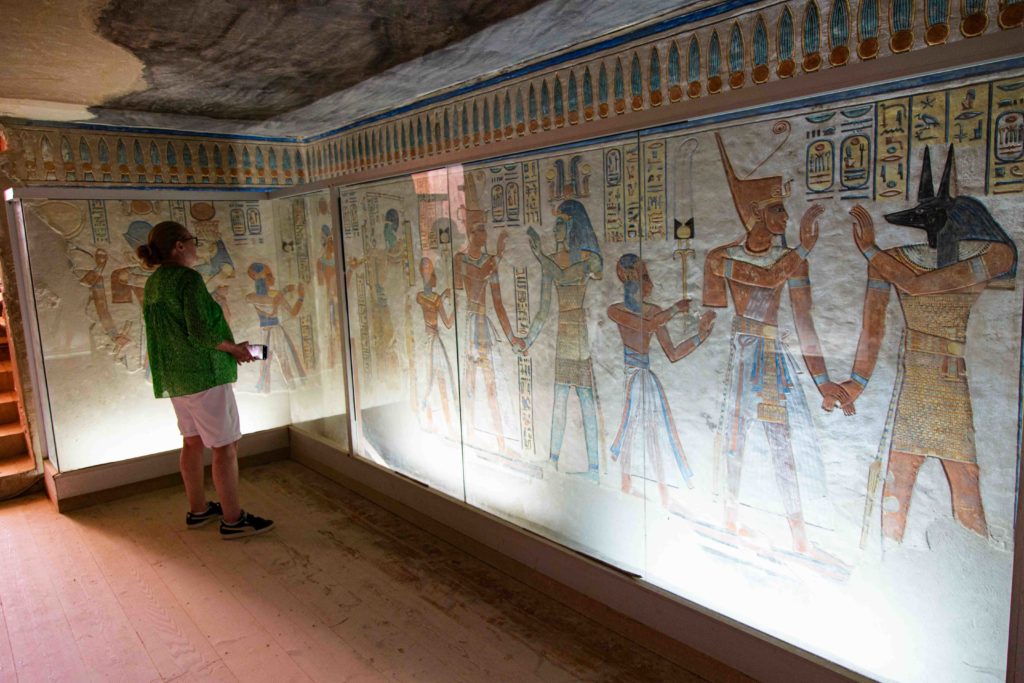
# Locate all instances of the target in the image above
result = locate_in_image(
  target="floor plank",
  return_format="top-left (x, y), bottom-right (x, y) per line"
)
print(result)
top-left (73, 504), bottom-right (225, 681)
top-left (0, 582), bottom-right (18, 683)
top-left (22, 497), bottom-right (162, 683)
top-left (0, 501), bottom-right (93, 683)
top-left (238, 478), bottom-right (566, 683)
top-left (0, 460), bottom-right (743, 683)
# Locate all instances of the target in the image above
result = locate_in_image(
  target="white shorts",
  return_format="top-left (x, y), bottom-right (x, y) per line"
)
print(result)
top-left (170, 383), bottom-right (242, 448)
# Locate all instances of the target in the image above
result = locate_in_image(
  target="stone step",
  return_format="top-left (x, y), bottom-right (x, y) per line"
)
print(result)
top-left (0, 421), bottom-right (26, 460)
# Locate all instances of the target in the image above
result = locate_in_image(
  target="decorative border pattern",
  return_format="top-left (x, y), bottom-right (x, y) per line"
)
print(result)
top-left (0, 126), bottom-right (306, 187)
top-left (0, 0), bottom-right (1019, 188)
top-left (302, 0), bottom-right (1019, 182)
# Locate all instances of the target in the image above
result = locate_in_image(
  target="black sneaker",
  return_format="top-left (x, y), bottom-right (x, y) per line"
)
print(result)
top-left (219, 511), bottom-right (275, 540)
top-left (186, 501), bottom-right (223, 529)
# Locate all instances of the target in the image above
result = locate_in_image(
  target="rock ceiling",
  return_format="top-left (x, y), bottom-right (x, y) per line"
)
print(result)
top-left (0, 0), bottom-right (693, 138)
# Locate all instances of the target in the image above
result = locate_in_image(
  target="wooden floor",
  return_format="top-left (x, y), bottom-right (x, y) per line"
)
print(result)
top-left (0, 460), bottom-right (744, 683)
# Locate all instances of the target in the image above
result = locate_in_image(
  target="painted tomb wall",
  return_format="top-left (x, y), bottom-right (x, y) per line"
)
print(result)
top-left (339, 68), bottom-right (1024, 682)
top-left (20, 193), bottom-right (345, 471)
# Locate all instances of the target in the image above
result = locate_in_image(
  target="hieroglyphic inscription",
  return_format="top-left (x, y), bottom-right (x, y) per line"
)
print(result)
top-left (355, 271), bottom-right (372, 376)
top-left (488, 164), bottom-right (524, 230)
top-left (229, 205), bottom-right (246, 242)
top-left (604, 147), bottom-right (625, 242)
top-left (514, 266), bottom-right (534, 455)
top-left (912, 93), bottom-right (947, 144)
top-left (292, 198), bottom-right (312, 282)
top-left (948, 84), bottom-right (989, 152)
top-left (876, 98), bottom-right (911, 200)
top-left (989, 77), bottom-right (1024, 195)
top-left (523, 160), bottom-right (541, 225)
top-left (643, 140), bottom-right (666, 240)
top-left (169, 200), bottom-right (187, 225)
top-left (363, 194), bottom-right (381, 249)
top-left (300, 313), bottom-right (316, 370)
top-left (416, 192), bottom-right (446, 250)
top-left (88, 199), bottom-right (109, 243)
top-left (341, 191), bottom-right (360, 237)
top-left (802, 107), bottom-right (874, 200)
top-left (624, 143), bottom-right (641, 241)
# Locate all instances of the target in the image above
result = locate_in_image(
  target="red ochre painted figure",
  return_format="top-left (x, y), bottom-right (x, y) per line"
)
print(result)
top-left (840, 145), bottom-right (1017, 543)
top-left (704, 132), bottom-right (846, 555)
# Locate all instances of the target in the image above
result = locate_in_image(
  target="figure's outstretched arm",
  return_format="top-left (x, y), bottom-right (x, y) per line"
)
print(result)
top-left (869, 244), bottom-right (1014, 295)
top-left (524, 273), bottom-right (552, 348)
top-left (284, 284), bottom-right (305, 317)
top-left (607, 304), bottom-right (642, 332)
top-left (490, 272), bottom-right (524, 351)
top-left (837, 261), bottom-right (892, 412)
top-left (703, 247), bottom-right (729, 307)
top-left (453, 254), bottom-right (464, 291)
top-left (723, 249), bottom-right (808, 288)
top-left (851, 204), bottom-right (1016, 295)
top-left (788, 260), bottom-right (849, 412)
top-left (656, 310), bottom-right (715, 362)
top-left (439, 289), bottom-right (454, 329)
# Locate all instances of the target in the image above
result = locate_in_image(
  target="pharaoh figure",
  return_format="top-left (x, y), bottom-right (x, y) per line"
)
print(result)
top-left (415, 256), bottom-right (456, 436)
top-left (841, 145), bottom-right (1017, 542)
top-left (608, 254), bottom-right (715, 507)
top-left (523, 200), bottom-right (604, 479)
top-left (245, 262), bottom-right (307, 393)
top-left (705, 133), bottom-right (846, 555)
top-left (454, 173), bottom-right (525, 454)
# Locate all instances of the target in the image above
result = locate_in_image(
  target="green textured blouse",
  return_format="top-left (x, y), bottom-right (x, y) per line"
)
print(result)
top-left (143, 264), bottom-right (237, 398)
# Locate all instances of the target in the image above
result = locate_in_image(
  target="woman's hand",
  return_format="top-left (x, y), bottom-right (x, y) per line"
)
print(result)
top-left (218, 340), bottom-right (255, 363)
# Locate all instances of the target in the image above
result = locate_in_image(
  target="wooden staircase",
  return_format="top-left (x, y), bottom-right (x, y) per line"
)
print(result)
top-left (0, 299), bottom-right (33, 479)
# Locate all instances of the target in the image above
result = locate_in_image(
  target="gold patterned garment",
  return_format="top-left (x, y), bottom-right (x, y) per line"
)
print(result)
top-left (553, 279), bottom-right (594, 388)
top-left (889, 245), bottom-right (985, 463)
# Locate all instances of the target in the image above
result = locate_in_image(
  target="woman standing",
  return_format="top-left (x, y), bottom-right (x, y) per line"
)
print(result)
top-left (139, 221), bottom-right (274, 539)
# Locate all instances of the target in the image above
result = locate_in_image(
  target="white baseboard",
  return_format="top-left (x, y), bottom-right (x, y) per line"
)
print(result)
top-left (45, 426), bottom-right (289, 510)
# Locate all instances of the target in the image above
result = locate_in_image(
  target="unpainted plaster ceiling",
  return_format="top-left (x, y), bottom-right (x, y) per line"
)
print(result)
top-left (0, 0), bottom-right (695, 139)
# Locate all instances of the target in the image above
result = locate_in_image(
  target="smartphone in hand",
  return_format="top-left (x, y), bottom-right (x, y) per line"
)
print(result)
top-left (247, 344), bottom-right (268, 360)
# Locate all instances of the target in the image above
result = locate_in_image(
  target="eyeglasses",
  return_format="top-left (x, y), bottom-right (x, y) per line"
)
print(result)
top-left (182, 236), bottom-right (202, 247)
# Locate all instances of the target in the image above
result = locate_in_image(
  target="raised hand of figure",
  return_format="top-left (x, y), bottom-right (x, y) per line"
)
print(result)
top-left (296, 283), bottom-right (306, 298)
top-left (674, 298), bottom-right (692, 315)
top-left (698, 310), bottom-right (716, 339)
top-left (510, 335), bottom-right (527, 354)
top-left (850, 205), bottom-right (877, 254)
top-left (818, 380), bottom-right (851, 413)
top-left (496, 230), bottom-right (510, 258)
top-left (837, 379), bottom-right (865, 416)
top-left (799, 204), bottom-right (824, 252)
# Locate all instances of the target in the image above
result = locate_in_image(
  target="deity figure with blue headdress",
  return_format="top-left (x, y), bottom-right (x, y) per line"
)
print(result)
top-left (522, 199), bottom-right (605, 480)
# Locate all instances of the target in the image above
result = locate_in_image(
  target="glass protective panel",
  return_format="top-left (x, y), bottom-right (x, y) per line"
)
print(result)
top-left (270, 190), bottom-right (349, 447)
top-left (640, 94), bottom-right (1019, 681)
top-left (340, 173), bottom-right (465, 498)
top-left (21, 197), bottom-right (297, 470)
top-left (453, 136), bottom-right (645, 572)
